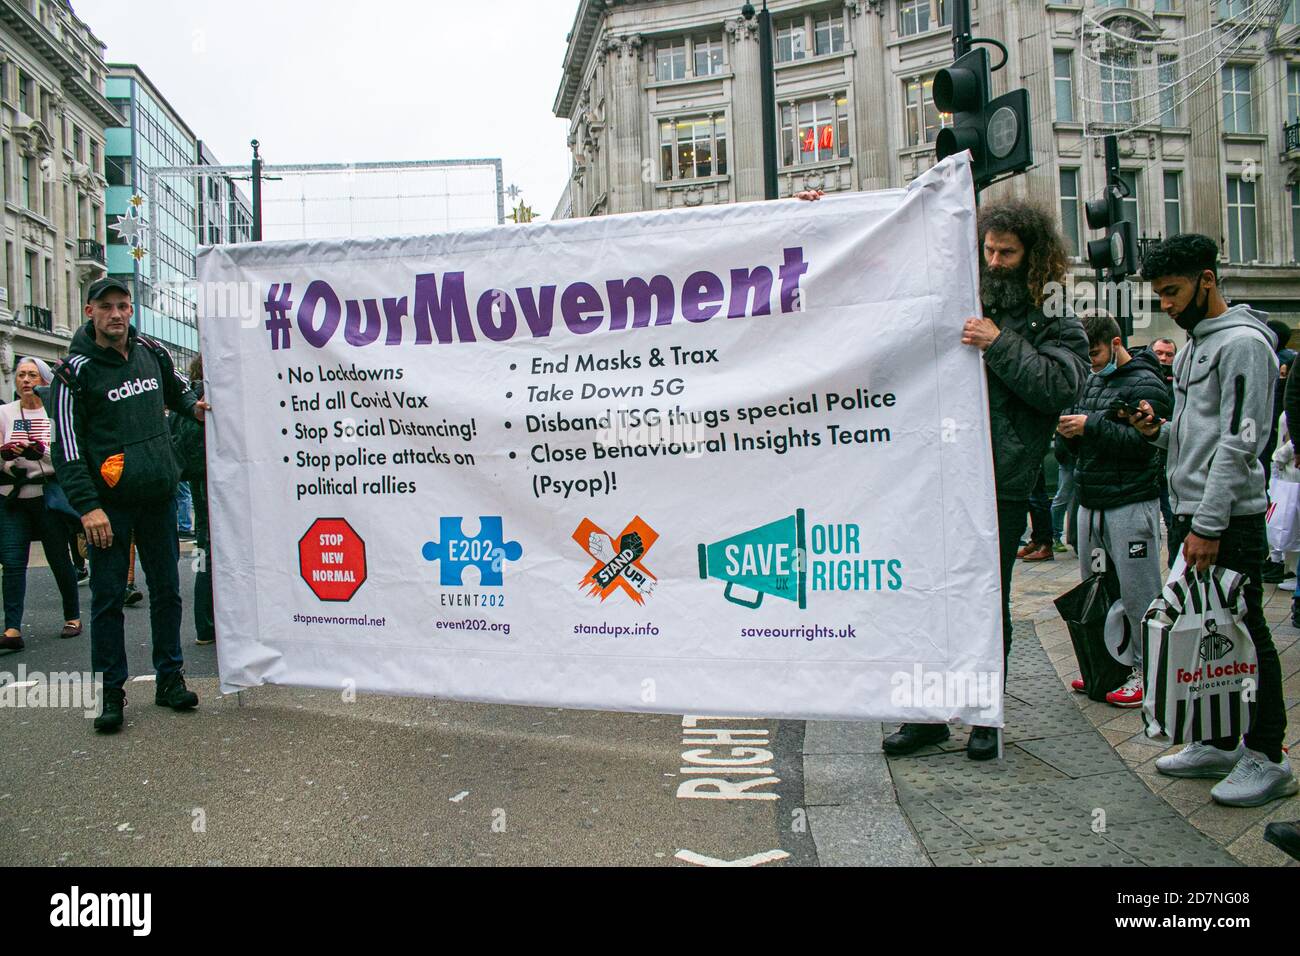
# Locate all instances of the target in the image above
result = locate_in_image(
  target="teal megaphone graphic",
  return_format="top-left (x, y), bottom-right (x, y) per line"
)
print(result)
top-left (697, 509), bottom-right (807, 610)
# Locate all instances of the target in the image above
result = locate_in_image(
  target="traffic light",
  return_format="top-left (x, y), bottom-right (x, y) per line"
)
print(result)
top-left (1085, 136), bottom-right (1137, 280)
top-left (934, 48), bottom-right (1033, 191)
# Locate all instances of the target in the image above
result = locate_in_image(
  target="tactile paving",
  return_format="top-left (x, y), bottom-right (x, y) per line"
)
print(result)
top-left (882, 619), bottom-right (1239, 866)
top-left (1100, 817), bottom-right (1239, 867)
top-left (968, 831), bottom-right (1145, 867)
top-left (1018, 731), bottom-right (1128, 778)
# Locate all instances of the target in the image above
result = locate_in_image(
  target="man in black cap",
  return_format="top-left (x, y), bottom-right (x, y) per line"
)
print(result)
top-left (51, 277), bottom-right (209, 732)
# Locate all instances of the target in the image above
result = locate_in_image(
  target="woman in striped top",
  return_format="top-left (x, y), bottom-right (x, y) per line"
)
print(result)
top-left (0, 357), bottom-right (81, 651)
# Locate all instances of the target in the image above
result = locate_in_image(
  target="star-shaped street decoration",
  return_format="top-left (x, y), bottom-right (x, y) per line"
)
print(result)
top-left (110, 214), bottom-right (143, 244)
top-left (109, 195), bottom-right (150, 262)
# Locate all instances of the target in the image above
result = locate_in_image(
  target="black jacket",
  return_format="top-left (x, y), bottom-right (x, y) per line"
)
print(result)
top-left (170, 381), bottom-right (206, 482)
top-left (982, 299), bottom-right (1090, 500)
top-left (51, 322), bottom-right (197, 515)
top-left (1064, 348), bottom-right (1172, 510)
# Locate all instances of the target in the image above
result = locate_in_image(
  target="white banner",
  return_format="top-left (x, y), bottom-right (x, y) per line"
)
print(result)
top-left (198, 154), bottom-right (1003, 724)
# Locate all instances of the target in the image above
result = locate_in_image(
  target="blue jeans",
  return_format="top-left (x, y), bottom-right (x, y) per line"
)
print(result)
top-left (176, 481), bottom-right (193, 533)
top-left (89, 498), bottom-right (183, 691)
top-left (0, 494), bottom-right (80, 630)
top-left (1051, 462), bottom-right (1075, 542)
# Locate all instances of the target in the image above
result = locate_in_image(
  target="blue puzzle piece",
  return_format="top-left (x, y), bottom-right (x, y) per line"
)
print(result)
top-left (421, 516), bottom-right (523, 587)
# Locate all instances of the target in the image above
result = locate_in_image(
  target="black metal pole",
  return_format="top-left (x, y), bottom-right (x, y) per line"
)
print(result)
top-left (251, 139), bottom-right (263, 242)
top-left (757, 2), bottom-right (778, 200)
top-left (952, 0), bottom-right (972, 58)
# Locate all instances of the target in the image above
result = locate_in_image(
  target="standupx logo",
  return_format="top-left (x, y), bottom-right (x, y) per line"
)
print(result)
top-left (573, 515), bottom-right (658, 603)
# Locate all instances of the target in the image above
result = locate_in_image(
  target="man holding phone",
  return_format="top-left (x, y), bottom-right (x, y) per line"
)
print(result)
top-left (1127, 234), bottom-right (1295, 807)
top-left (1056, 314), bottom-right (1170, 707)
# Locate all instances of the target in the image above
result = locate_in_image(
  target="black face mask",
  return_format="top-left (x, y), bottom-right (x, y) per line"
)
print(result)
top-left (1173, 282), bottom-right (1209, 333)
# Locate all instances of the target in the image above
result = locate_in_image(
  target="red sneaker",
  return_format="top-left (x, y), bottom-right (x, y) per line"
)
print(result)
top-left (1106, 671), bottom-right (1144, 708)
top-left (1016, 541), bottom-right (1035, 558)
top-left (1022, 543), bottom-right (1054, 561)
top-left (1071, 678), bottom-right (1086, 693)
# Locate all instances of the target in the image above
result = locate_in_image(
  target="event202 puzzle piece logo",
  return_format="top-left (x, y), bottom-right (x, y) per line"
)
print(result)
top-left (697, 509), bottom-right (903, 610)
top-left (422, 516), bottom-right (523, 605)
top-left (573, 516), bottom-right (658, 603)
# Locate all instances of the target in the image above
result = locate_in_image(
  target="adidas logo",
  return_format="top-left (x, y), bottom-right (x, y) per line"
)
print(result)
top-left (106, 377), bottom-right (159, 402)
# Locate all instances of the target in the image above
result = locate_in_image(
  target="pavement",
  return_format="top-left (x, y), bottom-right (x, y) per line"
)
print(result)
top-left (1, 538), bottom-right (1297, 866)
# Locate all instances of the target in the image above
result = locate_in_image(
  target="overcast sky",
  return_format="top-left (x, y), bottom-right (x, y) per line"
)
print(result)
top-left (72, 0), bottom-right (575, 223)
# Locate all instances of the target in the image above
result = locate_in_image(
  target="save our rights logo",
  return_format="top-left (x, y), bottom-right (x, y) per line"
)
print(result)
top-left (697, 509), bottom-right (903, 610)
top-left (572, 515), bottom-right (659, 604)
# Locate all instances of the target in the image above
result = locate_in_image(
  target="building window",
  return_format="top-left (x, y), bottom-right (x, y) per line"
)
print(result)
top-left (693, 34), bottom-right (724, 76)
top-left (1163, 171), bottom-right (1182, 238)
top-left (781, 95), bottom-right (849, 166)
top-left (1060, 169), bottom-right (1081, 259)
top-left (1158, 55), bottom-right (1179, 126)
top-left (775, 18), bottom-right (807, 63)
top-left (21, 156), bottom-right (33, 209)
top-left (655, 39), bottom-right (686, 82)
top-left (1054, 51), bottom-right (1074, 123)
top-left (106, 155), bottom-right (131, 187)
top-left (1288, 67), bottom-right (1299, 124)
top-left (23, 251), bottom-right (34, 309)
top-left (1291, 184), bottom-right (1299, 263)
top-left (814, 10), bottom-right (844, 55)
top-left (903, 76), bottom-right (952, 146)
top-left (72, 125), bottom-right (83, 162)
top-left (1283, 0), bottom-right (1299, 25)
top-left (1226, 175), bottom-right (1257, 262)
top-left (1118, 170), bottom-right (1141, 234)
top-left (1221, 64), bottom-right (1253, 133)
top-left (659, 115), bottom-right (727, 180)
top-left (1100, 53), bottom-right (1135, 123)
top-left (899, 0), bottom-right (950, 37)
top-left (18, 72), bottom-right (31, 115)
top-left (1219, 0), bottom-right (1250, 18)
top-left (1155, 0), bottom-right (1178, 11)
top-left (90, 141), bottom-right (99, 172)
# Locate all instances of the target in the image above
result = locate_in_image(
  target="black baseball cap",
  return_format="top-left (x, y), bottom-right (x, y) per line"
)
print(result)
top-left (85, 277), bottom-right (132, 303)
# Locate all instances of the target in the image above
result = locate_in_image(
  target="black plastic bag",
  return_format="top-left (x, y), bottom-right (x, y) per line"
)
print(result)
top-left (1054, 563), bottom-right (1132, 702)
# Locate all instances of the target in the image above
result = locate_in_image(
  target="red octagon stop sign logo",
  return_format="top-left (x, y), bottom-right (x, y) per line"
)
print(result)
top-left (299, 518), bottom-right (367, 602)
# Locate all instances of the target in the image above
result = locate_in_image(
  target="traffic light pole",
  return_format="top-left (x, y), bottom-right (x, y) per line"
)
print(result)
top-left (742, 2), bottom-right (780, 200)
top-left (1085, 134), bottom-right (1135, 346)
top-left (757, 4), bottom-right (778, 200)
top-left (952, 0), bottom-right (972, 57)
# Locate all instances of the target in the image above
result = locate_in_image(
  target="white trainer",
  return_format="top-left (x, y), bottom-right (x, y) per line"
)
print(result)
top-left (1211, 750), bottom-right (1300, 808)
top-left (1154, 742), bottom-right (1245, 779)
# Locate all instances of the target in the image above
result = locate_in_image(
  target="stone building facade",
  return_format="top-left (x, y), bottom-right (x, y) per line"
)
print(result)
top-left (0, 0), bottom-right (113, 397)
top-left (554, 0), bottom-right (1300, 339)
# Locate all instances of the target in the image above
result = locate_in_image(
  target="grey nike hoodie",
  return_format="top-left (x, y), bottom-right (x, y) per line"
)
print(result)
top-left (1153, 303), bottom-right (1277, 538)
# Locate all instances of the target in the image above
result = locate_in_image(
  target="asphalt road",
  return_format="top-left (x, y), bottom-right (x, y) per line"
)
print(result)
top-left (0, 545), bottom-right (819, 866)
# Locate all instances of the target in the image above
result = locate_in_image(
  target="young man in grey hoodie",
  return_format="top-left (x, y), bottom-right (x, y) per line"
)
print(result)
top-left (1130, 234), bottom-right (1297, 807)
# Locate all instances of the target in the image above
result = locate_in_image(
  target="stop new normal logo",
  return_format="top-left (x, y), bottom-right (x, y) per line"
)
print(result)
top-left (299, 518), bottom-right (367, 601)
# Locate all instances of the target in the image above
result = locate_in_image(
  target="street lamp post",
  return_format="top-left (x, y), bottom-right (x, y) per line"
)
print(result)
top-left (251, 139), bottom-right (263, 242)
top-left (742, 2), bottom-right (779, 200)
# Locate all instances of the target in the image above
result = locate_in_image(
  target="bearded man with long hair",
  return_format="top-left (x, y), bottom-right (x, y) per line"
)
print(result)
top-left (891, 198), bottom-right (1088, 760)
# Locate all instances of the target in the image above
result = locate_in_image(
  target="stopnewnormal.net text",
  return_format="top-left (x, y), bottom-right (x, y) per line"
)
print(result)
top-left (259, 247), bottom-right (811, 352)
